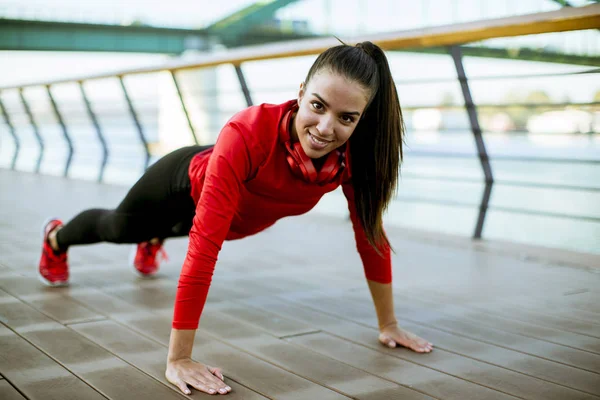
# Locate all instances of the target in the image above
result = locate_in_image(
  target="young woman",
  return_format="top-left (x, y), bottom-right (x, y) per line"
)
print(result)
top-left (39, 41), bottom-right (433, 396)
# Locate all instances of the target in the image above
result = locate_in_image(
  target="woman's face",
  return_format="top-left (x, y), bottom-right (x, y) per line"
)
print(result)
top-left (291, 70), bottom-right (371, 159)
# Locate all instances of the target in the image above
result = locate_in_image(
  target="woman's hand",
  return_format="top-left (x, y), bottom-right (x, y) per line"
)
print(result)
top-left (378, 323), bottom-right (434, 353)
top-left (166, 357), bottom-right (232, 395)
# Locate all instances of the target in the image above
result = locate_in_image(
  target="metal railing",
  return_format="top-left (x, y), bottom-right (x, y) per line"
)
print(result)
top-left (0, 5), bottom-right (599, 245)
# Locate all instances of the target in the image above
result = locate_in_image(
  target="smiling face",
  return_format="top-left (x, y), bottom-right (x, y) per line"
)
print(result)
top-left (290, 70), bottom-right (372, 159)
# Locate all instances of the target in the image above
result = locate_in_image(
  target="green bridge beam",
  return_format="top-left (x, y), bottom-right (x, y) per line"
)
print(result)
top-left (0, 9), bottom-right (307, 54)
top-left (0, 18), bottom-right (212, 53)
top-left (207, 0), bottom-right (300, 45)
top-left (1, 18), bottom-right (597, 67)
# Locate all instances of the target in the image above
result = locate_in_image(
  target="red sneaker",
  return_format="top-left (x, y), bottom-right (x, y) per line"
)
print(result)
top-left (131, 241), bottom-right (168, 276)
top-left (39, 219), bottom-right (69, 286)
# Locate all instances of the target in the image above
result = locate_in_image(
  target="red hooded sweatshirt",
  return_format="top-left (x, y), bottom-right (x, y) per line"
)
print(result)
top-left (172, 100), bottom-right (391, 329)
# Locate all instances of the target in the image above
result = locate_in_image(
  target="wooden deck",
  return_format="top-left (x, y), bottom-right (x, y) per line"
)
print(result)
top-left (1, 169), bottom-right (599, 400)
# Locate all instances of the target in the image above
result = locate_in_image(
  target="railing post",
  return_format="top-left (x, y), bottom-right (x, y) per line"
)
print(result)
top-left (449, 46), bottom-right (494, 239)
top-left (46, 84), bottom-right (74, 177)
top-left (0, 92), bottom-right (20, 169)
top-left (18, 88), bottom-right (44, 173)
top-left (235, 64), bottom-right (253, 107)
top-left (118, 75), bottom-right (151, 170)
top-left (78, 80), bottom-right (109, 182)
top-left (170, 70), bottom-right (199, 145)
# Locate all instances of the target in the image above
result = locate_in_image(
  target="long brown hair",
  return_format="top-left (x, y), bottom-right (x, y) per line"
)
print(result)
top-left (304, 41), bottom-right (404, 250)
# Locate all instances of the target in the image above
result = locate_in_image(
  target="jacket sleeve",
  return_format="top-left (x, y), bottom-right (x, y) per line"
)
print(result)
top-left (172, 123), bottom-right (252, 329)
top-left (341, 182), bottom-right (392, 284)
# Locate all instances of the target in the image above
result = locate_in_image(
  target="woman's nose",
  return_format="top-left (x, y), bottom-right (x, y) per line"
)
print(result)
top-left (317, 114), bottom-right (334, 136)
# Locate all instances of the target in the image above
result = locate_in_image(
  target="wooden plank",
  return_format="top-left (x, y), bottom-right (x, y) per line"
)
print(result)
top-left (414, 288), bottom-right (600, 339)
top-left (198, 309), bottom-right (434, 400)
top-left (211, 302), bottom-right (317, 338)
top-left (242, 296), bottom-right (599, 400)
top-left (191, 334), bottom-right (352, 400)
top-left (44, 286), bottom-right (235, 398)
top-left (0, 324), bottom-right (105, 400)
top-left (386, 239), bottom-right (599, 299)
top-left (101, 279), bottom-right (177, 311)
top-left (0, 380), bottom-right (26, 400)
top-left (129, 314), bottom-right (353, 400)
top-left (292, 293), bottom-right (600, 395)
top-left (0, 291), bottom-right (188, 400)
top-left (88, 247), bottom-right (595, 396)
top-left (396, 291), bottom-right (600, 356)
top-left (72, 264), bottom-right (146, 288)
top-left (61, 286), bottom-right (354, 400)
top-left (0, 272), bottom-right (105, 325)
top-left (71, 319), bottom-right (268, 400)
top-left (498, 288), bottom-right (600, 316)
top-left (287, 331), bottom-right (517, 400)
top-left (342, 291), bottom-right (600, 373)
top-left (558, 292), bottom-right (600, 315)
top-left (467, 299), bottom-right (600, 339)
top-left (502, 293), bottom-right (600, 325)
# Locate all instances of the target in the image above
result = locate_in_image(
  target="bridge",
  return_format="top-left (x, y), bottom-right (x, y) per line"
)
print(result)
top-left (0, 3), bottom-right (599, 399)
top-left (1, 0), bottom-right (599, 65)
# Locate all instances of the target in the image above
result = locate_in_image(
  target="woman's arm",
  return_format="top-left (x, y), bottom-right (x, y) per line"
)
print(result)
top-left (342, 182), bottom-right (433, 353)
top-left (168, 124), bottom-right (255, 395)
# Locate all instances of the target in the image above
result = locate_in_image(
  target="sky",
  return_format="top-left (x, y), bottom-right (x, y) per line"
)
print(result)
top-left (0, 1), bottom-right (597, 101)
top-left (0, 0), bottom-right (596, 30)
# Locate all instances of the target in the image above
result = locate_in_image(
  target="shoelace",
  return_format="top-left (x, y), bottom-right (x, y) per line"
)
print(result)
top-left (42, 247), bottom-right (67, 275)
top-left (146, 243), bottom-right (169, 263)
top-left (45, 243), bottom-right (66, 262)
top-left (158, 247), bottom-right (169, 262)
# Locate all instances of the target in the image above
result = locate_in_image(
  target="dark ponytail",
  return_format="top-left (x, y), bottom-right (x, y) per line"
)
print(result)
top-left (305, 41), bottom-right (404, 250)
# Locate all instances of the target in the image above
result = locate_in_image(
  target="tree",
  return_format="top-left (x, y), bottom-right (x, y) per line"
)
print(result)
top-left (524, 90), bottom-right (551, 104)
top-left (439, 91), bottom-right (456, 107)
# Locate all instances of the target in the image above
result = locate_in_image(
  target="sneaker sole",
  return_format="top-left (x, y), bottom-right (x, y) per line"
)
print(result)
top-left (39, 217), bottom-right (70, 287)
top-left (38, 274), bottom-right (69, 287)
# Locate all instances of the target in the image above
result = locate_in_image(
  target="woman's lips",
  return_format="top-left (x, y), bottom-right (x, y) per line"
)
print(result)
top-left (307, 132), bottom-right (332, 150)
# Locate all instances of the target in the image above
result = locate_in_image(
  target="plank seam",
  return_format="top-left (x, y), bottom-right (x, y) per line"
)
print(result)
top-left (289, 297), bottom-right (600, 397)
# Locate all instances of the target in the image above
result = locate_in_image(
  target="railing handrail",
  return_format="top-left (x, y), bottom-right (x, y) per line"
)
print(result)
top-left (1, 4), bottom-right (598, 91)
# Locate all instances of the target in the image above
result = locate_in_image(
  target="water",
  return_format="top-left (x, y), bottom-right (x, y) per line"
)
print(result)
top-left (1, 129), bottom-right (598, 255)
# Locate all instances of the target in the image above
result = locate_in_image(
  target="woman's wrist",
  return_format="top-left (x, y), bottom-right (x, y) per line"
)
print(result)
top-left (379, 319), bottom-right (398, 331)
top-left (167, 356), bottom-right (192, 364)
top-left (167, 328), bottom-right (195, 363)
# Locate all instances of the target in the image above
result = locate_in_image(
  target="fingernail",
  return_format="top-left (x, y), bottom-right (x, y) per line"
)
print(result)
top-left (226, 386), bottom-right (231, 391)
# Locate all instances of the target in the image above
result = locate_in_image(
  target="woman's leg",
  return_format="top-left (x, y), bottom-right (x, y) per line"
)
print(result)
top-left (54, 145), bottom-right (211, 251)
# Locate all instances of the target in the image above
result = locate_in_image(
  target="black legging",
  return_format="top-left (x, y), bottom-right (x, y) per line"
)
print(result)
top-left (56, 145), bottom-right (212, 251)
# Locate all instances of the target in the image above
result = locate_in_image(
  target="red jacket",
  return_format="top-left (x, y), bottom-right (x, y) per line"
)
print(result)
top-left (173, 100), bottom-right (391, 329)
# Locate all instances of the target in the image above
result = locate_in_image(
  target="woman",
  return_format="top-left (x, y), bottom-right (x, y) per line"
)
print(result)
top-left (39, 41), bottom-right (434, 396)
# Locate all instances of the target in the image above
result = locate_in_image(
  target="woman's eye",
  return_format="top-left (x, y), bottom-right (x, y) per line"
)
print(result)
top-left (341, 115), bottom-right (355, 123)
top-left (311, 101), bottom-right (323, 110)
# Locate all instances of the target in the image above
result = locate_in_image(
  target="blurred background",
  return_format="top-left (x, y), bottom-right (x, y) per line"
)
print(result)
top-left (0, 0), bottom-right (598, 254)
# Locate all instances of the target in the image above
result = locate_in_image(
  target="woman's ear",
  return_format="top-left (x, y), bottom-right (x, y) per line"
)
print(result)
top-left (297, 82), bottom-right (306, 105)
